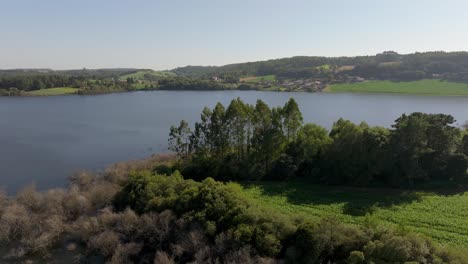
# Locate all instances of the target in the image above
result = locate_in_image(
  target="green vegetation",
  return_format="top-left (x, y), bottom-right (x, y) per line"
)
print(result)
top-left (2, 154), bottom-right (467, 263)
top-left (243, 181), bottom-right (468, 247)
top-left (0, 69), bottom-right (139, 96)
top-left (241, 74), bottom-right (276, 83)
top-left (130, 83), bottom-right (147, 90)
top-left (26, 87), bottom-right (80, 96)
top-left (119, 70), bottom-right (175, 81)
top-left (171, 51), bottom-right (468, 83)
top-left (4, 51), bottom-right (468, 96)
top-left (330, 79), bottom-right (468, 95)
top-left (2, 94), bottom-right (468, 262)
top-left (316, 64), bottom-right (331, 72)
top-left (156, 76), bottom-right (234, 91)
top-left (170, 98), bottom-right (468, 189)
top-left (113, 170), bottom-right (468, 263)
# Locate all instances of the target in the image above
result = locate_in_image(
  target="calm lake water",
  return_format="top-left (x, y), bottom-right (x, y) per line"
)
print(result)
top-left (2, 90), bottom-right (468, 192)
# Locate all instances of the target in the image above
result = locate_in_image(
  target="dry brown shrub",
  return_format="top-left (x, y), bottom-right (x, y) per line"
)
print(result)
top-left (67, 216), bottom-right (100, 241)
top-left (42, 188), bottom-right (66, 216)
top-left (62, 187), bottom-right (91, 220)
top-left (136, 211), bottom-right (176, 248)
top-left (17, 214), bottom-right (65, 256)
top-left (16, 185), bottom-right (44, 213)
top-left (0, 203), bottom-right (32, 242)
top-left (0, 189), bottom-right (8, 211)
top-left (85, 182), bottom-right (119, 210)
top-left (114, 208), bottom-right (139, 236)
top-left (96, 207), bottom-right (139, 237)
top-left (69, 170), bottom-right (94, 191)
top-left (66, 242), bottom-right (78, 251)
top-left (224, 247), bottom-right (279, 264)
top-left (191, 246), bottom-right (212, 263)
top-left (172, 229), bottom-right (207, 259)
top-left (154, 251), bottom-right (175, 264)
top-left (87, 230), bottom-right (121, 257)
top-left (4, 246), bottom-right (27, 260)
top-left (108, 242), bottom-right (142, 264)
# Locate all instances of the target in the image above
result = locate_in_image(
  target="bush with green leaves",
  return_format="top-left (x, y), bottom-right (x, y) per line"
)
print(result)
top-left (114, 170), bottom-right (468, 263)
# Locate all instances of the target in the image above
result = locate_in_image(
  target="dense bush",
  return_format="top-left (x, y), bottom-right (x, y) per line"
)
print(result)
top-left (114, 170), bottom-right (468, 263)
top-left (0, 154), bottom-right (467, 262)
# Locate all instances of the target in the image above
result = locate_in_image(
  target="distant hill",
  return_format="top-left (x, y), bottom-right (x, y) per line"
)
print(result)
top-left (170, 51), bottom-right (468, 82)
top-left (0, 68), bottom-right (140, 78)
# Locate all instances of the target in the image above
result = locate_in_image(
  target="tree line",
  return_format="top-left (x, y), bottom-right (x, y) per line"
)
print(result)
top-left (0, 69), bottom-right (140, 95)
top-left (155, 77), bottom-right (233, 91)
top-left (169, 98), bottom-right (468, 188)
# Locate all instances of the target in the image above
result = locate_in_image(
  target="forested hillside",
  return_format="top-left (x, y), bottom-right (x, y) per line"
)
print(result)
top-left (172, 51), bottom-right (468, 82)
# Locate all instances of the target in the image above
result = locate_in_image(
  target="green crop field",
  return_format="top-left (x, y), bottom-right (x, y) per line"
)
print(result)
top-left (131, 83), bottom-right (147, 90)
top-left (242, 181), bottom-right (468, 248)
top-left (26, 87), bottom-right (80, 96)
top-left (330, 79), bottom-right (468, 95)
top-left (241, 75), bottom-right (276, 83)
top-left (120, 70), bottom-right (176, 80)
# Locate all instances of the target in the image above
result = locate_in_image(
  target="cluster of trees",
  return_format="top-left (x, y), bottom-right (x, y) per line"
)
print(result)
top-left (76, 80), bottom-right (133, 95)
top-left (169, 98), bottom-right (468, 188)
top-left (0, 74), bottom-right (81, 91)
top-left (156, 77), bottom-right (233, 91)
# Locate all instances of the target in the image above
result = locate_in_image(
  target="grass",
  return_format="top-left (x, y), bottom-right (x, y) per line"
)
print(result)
top-left (316, 64), bottom-right (331, 72)
top-left (120, 70), bottom-right (176, 80)
top-left (242, 181), bottom-right (468, 248)
top-left (131, 83), bottom-right (147, 90)
top-left (26, 87), bottom-right (80, 96)
top-left (241, 75), bottom-right (276, 83)
top-left (329, 79), bottom-right (468, 95)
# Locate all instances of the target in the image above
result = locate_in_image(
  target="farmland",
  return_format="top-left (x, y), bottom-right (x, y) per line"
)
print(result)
top-left (242, 181), bottom-right (468, 248)
top-left (240, 75), bottom-right (277, 83)
top-left (26, 87), bottom-right (80, 96)
top-left (119, 70), bottom-right (176, 80)
top-left (329, 79), bottom-right (468, 95)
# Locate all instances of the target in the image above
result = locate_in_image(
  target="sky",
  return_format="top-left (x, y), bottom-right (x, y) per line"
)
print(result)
top-left (1, 0), bottom-right (468, 70)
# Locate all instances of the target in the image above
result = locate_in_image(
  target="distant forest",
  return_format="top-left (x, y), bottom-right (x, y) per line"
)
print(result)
top-left (171, 51), bottom-right (468, 82)
top-left (2, 51), bottom-right (468, 95)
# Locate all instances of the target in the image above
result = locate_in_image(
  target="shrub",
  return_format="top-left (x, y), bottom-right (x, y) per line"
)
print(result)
top-left (87, 231), bottom-right (121, 257)
top-left (347, 251), bottom-right (365, 264)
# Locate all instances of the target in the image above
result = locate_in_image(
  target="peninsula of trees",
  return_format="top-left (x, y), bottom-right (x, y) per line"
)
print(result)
top-left (169, 98), bottom-right (468, 188)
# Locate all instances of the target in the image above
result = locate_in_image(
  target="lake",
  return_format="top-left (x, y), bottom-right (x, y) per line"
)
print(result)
top-left (2, 90), bottom-right (468, 192)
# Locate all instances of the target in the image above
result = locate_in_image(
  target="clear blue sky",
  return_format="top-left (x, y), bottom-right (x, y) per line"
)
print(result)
top-left (1, 0), bottom-right (467, 70)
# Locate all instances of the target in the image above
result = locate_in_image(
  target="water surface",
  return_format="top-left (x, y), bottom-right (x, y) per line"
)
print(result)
top-left (1, 91), bottom-right (468, 192)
